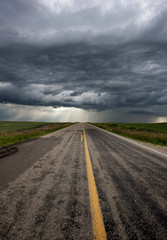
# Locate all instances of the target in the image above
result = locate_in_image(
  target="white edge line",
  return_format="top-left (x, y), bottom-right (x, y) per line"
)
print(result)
top-left (90, 123), bottom-right (167, 158)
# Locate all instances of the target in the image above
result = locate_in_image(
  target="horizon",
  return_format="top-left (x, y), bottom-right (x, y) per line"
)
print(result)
top-left (0, 119), bottom-right (167, 124)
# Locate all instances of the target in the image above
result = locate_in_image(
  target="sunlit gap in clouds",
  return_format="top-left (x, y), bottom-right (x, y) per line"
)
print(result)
top-left (1, 104), bottom-right (167, 123)
top-left (40, 0), bottom-right (79, 13)
top-left (0, 104), bottom-right (89, 122)
top-left (156, 117), bottom-right (167, 123)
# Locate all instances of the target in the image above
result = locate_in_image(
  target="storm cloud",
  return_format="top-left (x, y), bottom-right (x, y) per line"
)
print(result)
top-left (0, 0), bottom-right (167, 45)
top-left (0, 0), bottom-right (167, 122)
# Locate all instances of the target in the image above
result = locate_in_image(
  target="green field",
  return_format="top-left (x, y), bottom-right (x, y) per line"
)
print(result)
top-left (92, 122), bottom-right (167, 146)
top-left (0, 121), bottom-right (48, 133)
top-left (0, 121), bottom-right (73, 147)
top-left (114, 122), bottom-right (167, 134)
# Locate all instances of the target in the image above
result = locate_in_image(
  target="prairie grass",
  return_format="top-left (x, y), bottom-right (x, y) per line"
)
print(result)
top-left (0, 122), bottom-right (73, 147)
top-left (0, 121), bottom-right (48, 134)
top-left (92, 123), bottom-right (167, 146)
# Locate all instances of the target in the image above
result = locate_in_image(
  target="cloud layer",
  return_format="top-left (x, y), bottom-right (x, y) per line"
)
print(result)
top-left (0, 0), bottom-right (167, 122)
top-left (0, 0), bottom-right (167, 45)
top-left (0, 43), bottom-right (167, 118)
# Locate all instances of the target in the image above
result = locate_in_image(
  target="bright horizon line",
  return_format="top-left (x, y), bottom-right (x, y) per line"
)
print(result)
top-left (0, 121), bottom-right (167, 124)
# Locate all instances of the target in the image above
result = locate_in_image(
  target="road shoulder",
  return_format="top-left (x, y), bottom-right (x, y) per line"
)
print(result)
top-left (90, 123), bottom-right (167, 157)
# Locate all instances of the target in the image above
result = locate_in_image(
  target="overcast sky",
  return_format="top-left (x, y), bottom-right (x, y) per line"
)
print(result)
top-left (0, 0), bottom-right (167, 122)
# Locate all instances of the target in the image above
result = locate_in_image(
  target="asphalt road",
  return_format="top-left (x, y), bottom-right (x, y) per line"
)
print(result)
top-left (0, 123), bottom-right (167, 240)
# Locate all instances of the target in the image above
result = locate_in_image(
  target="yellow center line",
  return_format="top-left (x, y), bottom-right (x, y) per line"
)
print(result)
top-left (83, 125), bottom-right (107, 240)
top-left (81, 134), bottom-right (83, 142)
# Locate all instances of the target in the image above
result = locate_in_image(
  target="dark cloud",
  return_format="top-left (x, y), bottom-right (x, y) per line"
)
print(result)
top-left (129, 110), bottom-right (158, 116)
top-left (0, 0), bottom-right (167, 45)
top-left (141, 10), bottom-right (167, 43)
top-left (0, 43), bottom-right (167, 117)
top-left (0, 0), bottom-right (167, 121)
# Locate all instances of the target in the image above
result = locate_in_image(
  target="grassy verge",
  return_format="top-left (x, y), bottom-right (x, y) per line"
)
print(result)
top-left (0, 122), bottom-right (73, 147)
top-left (92, 122), bottom-right (167, 146)
top-left (0, 121), bottom-right (48, 134)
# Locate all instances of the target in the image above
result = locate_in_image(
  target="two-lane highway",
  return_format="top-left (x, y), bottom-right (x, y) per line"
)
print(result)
top-left (0, 123), bottom-right (167, 239)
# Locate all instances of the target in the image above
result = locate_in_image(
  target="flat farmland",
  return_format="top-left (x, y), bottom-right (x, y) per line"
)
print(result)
top-left (92, 122), bottom-right (167, 146)
top-left (0, 121), bottom-right (48, 134)
top-left (0, 121), bottom-right (73, 147)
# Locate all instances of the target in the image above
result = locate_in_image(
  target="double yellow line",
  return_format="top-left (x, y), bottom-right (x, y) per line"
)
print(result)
top-left (83, 125), bottom-right (107, 240)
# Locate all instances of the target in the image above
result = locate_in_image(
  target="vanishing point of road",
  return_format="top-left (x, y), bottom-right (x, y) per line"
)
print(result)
top-left (0, 123), bottom-right (167, 239)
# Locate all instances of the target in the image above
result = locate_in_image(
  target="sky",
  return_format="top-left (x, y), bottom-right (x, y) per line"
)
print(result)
top-left (0, 0), bottom-right (167, 122)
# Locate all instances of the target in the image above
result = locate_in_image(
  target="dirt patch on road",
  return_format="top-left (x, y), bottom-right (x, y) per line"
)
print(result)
top-left (0, 146), bottom-right (18, 159)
